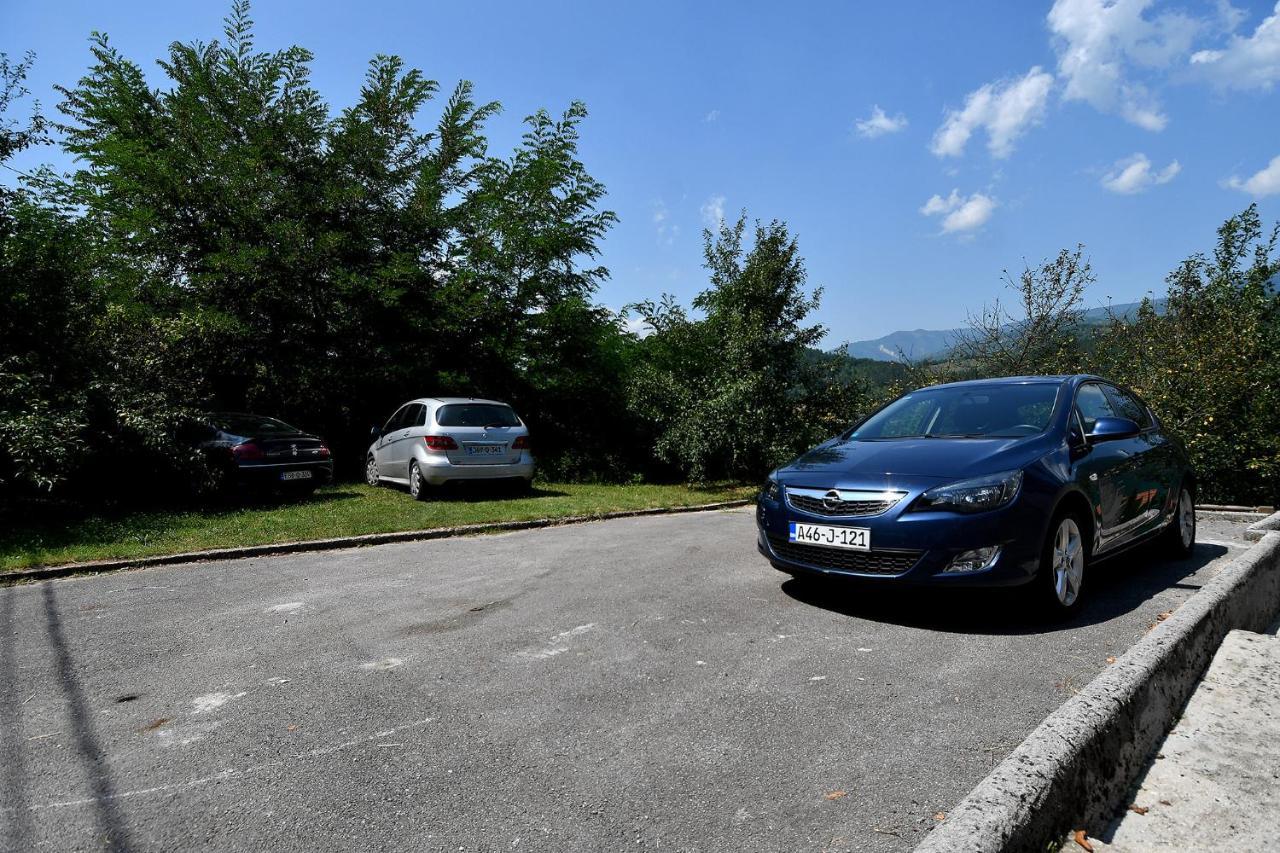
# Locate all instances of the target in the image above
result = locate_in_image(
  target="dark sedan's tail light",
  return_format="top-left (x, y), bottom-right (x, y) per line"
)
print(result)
top-left (317, 444), bottom-right (331, 459)
top-left (231, 442), bottom-right (264, 462)
top-left (512, 436), bottom-right (530, 451)
top-left (424, 435), bottom-right (458, 451)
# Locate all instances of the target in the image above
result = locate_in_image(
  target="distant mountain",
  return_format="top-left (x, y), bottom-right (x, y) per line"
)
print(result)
top-left (844, 300), bottom-right (1162, 362)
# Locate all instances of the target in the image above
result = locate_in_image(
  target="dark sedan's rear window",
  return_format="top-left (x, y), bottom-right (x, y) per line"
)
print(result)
top-left (208, 414), bottom-right (302, 437)
top-left (436, 404), bottom-right (521, 427)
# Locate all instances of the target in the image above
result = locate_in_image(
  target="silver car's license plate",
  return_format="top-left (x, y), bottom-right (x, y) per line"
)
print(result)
top-left (789, 522), bottom-right (870, 551)
top-left (280, 470), bottom-right (312, 481)
top-left (464, 443), bottom-right (505, 456)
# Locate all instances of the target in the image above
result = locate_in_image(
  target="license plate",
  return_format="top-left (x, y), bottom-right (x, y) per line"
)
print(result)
top-left (280, 470), bottom-right (312, 481)
top-left (464, 444), bottom-right (505, 456)
top-left (789, 522), bottom-right (870, 551)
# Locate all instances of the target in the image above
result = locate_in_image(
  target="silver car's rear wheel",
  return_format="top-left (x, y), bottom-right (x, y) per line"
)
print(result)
top-left (409, 461), bottom-right (427, 501)
top-left (365, 455), bottom-right (380, 487)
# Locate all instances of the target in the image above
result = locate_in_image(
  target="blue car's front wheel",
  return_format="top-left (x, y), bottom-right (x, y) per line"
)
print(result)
top-left (1038, 512), bottom-right (1088, 616)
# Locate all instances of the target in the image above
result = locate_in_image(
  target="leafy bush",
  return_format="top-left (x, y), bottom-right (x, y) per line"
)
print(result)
top-left (626, 215), bottom-right (872, 482)
top-left (1093, 206), bottom-right (1280, 504)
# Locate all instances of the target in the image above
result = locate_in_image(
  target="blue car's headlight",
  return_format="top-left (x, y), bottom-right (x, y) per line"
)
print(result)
top-left (915, 469), bottom-right (1023, 513)
top-left (762, 478), bottom-right (781, 501)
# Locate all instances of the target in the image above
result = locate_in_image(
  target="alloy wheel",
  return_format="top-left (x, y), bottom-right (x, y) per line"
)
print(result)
top-left (1178, 488), bottom-right (1195, 549)
top-left (409, 463), bottom-right (421, 498)
top-left (366, 457), bottom-right (379, 487)
top-left (1052, 517), bottom-right (1084, 607)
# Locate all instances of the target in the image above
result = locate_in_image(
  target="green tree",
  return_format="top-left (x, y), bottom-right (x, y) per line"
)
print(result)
top-left (949, 245), bottom-right (1094, 377)
top-left (1093, 206), bottom-right (1280, 503)
top-left (628, 214), bottom-right (870, 481)
top-left (52, 2), bottom-right (621, 480)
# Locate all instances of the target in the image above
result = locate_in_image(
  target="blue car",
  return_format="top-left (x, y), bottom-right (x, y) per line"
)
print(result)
top-left (757, 375), bottom-right (1196, 615)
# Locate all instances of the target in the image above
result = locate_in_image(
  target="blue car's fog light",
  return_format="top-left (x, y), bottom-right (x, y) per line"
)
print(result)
top-left (944, 545), bottom-right (1002, 573)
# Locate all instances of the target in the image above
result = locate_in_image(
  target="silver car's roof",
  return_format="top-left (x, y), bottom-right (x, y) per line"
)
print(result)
top-left (404, 397), bottom-right (512, 407)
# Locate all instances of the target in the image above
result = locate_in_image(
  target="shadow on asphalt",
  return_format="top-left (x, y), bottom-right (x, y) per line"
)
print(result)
top-left (42, 583), bottom-right (134, 850)
top-left (780, 540), bottom-right (1229, 635)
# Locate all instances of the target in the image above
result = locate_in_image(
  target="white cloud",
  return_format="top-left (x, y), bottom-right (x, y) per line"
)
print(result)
top-left (700, 194), bottom-right (726, 228)
top-left (855, 105), bottom-right (908, 138)
top-left (652, 202), bottom-right (678, 244)
top-left (919, 189), bottom-right (998, 234)
top-left (1048, 0), bottom-right (1202, 131)
top-left (1225, 154), bottom-right (1280, 196)
top-left (1100, 153), bottom-right (1181, 193)
top-left (930, 67), bottom-right (1054, 158)
top-left (704, 109), bottom-right (720, 123)
top-left (1191, 2), bottom-right (1280, 89)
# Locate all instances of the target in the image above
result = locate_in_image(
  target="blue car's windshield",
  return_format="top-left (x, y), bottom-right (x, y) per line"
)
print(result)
top-left (850, 383), bottom-right (1061, 440)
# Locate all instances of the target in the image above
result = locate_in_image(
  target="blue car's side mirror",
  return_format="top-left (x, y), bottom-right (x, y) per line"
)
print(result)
top-left (1087, 416), bottom-right (1140, 443)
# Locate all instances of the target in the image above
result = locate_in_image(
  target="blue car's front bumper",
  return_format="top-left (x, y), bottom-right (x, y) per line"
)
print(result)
top-left (755, 483), bottom-right (1050, 587)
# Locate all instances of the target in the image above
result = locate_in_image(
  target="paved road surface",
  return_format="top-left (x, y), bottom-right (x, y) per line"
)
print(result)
top-left (0, 509), bottom-right (1255, 852)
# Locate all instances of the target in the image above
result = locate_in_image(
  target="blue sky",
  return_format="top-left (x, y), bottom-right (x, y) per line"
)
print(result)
top-left (4, 0), bottom-right (1279, 343)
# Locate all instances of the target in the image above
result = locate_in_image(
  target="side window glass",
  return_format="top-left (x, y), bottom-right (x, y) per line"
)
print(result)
top-left (407, 404), bottom-right (426, 428)
top-left (1075, 384), bottom-right (1117, 433)
top-left (384, 406), bottom-right (407, 432)
top-left (1104, 386), bottom-right (1152, 429)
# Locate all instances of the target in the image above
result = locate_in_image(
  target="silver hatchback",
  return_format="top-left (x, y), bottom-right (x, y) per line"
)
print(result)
top-left (366, 398), bottom-right (534, 499)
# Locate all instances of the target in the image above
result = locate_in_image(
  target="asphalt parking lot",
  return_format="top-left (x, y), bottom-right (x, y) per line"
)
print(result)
top-left (0, 509), bottom-right (1256, 852)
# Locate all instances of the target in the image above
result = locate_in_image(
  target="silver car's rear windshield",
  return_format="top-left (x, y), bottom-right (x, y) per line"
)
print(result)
top-left (850, 383), bottom-right (1061, 440)
top-left (436, 404), bottom-right (521, 427)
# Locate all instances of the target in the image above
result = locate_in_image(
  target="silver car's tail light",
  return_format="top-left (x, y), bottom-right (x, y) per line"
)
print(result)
top-left (424, 436), bottom-right (458, 451)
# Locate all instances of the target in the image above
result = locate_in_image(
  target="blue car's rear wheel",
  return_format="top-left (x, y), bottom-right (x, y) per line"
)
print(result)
top-left (1038, 512), bottom-right (1088, 616)
top-left (1162, 484), bottom-right (1196, 558)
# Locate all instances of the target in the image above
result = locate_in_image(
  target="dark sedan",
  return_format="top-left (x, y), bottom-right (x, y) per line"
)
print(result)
top-left (198, 412), bottom-right (333, 494)
top-left (757, 375), bottom-right (1196, 615)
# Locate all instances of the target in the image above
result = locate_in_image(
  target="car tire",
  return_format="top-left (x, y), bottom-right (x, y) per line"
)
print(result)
top-left (1037, 511), bottom-right (1089, 617)
top-left (365, 455), bottom-right (380, 487)
top-left (408, 460), bottom-right (429, 501)
top-left (1162, 484), bottom-right (1196, 558)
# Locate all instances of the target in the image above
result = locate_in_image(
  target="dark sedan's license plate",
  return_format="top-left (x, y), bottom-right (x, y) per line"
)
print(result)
top-left (280, 470), bottom-right (312, 481)
top-left (789, 522), bottom-right (870, 551)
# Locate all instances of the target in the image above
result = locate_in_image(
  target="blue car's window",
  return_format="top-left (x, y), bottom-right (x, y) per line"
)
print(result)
top-left (1075, 384), bottom-right (1118, 432)
top-left (1103, 385), bottom-right (1153, 429)
top-left (851, 383), bottom-right (1061, 440)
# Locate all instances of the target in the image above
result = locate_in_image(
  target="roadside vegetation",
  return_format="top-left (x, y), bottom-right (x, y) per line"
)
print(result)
top-left (0, 482), bottom-right (754, 571)
top-left (2, 0), bottom-right (1278, 536)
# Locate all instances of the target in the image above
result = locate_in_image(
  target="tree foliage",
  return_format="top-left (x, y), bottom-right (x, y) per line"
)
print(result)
top-left (1093, 205), bottom-right (1280, 503)
top-left (1, 2), bottom-right (628, 496)
top-left (627, 215), bottom-right (871, 482)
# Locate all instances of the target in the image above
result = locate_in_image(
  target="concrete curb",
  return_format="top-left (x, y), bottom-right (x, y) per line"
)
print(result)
top-left (914, 527), bottom-right (1280, 853)
top-left (1245, 509), bottom-right (1280, 542)
top-left (0, 499), bottom-right (752, 586)
top-left (1196, 503), bottom-right (1275, 514)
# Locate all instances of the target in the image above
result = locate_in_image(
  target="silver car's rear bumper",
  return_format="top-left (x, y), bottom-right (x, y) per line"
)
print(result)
top-left (418, 454), bottom-right (535, 485)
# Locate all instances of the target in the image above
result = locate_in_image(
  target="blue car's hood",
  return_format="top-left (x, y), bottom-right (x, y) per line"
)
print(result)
top-left (776, 435), bottom-right (1050, 487)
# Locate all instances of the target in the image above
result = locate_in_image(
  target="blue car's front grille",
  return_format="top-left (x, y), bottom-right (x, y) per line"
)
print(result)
top-left (766, 534), bottom-right (922, 576)
top-left (784, 487), bottom-right (907, 518)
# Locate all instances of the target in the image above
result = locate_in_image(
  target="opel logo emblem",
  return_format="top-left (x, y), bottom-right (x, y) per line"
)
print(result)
top-left (822, 489), bottom-right (842, 510)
